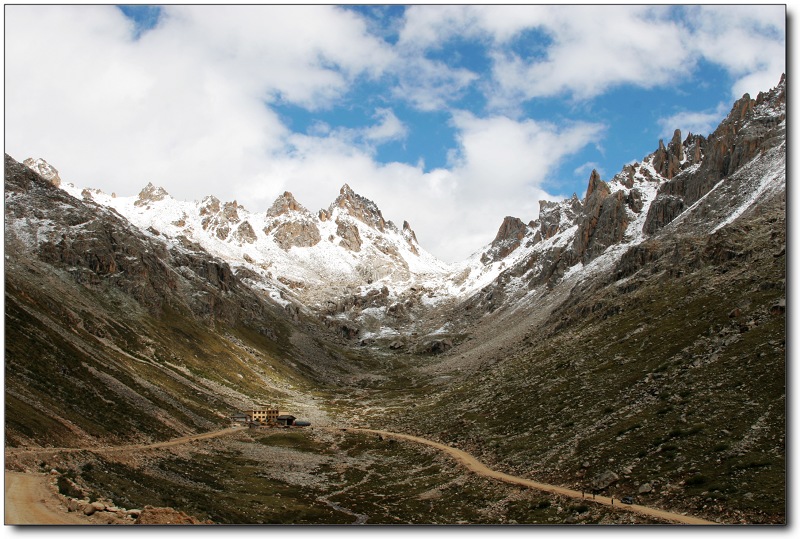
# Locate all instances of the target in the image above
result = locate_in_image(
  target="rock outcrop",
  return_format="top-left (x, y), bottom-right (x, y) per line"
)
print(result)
top-left (23, 157), bottom-right (62, 187)
top-left (481, 216), bottom-right (529, 264)
top-left (644, 74), bottom-right (786, 233)
top-left (335, 217), bottom-right (363, 252)
top-left (134, 182), bottom-right (170, 207)
top-left (263, 191), bottom-right (322, 250)
top-left (331, 183), bottom-right (388, 232)
top-left (572, 170), bottom-right (630, 264)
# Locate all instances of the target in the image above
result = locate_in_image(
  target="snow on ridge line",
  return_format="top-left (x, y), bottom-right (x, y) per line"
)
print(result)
top-left (59, 181), bottom-right (460, 300)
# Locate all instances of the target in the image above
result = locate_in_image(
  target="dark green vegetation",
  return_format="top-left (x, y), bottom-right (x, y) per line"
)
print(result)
top-left (385, 191), bottom-right (786, 524)
top-left (4, 76), bottom-right (786, 528)
top-left (4, 155), bottom-right (344, 448)
top-left (28, 429), bottom-right (649, 524)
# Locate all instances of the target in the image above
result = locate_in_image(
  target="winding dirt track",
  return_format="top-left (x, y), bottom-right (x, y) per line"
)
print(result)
top-left (5, 426), bottom-right (244, 525)
top-left (343, 427), bottom-right (717, 525)
top-left (5, 472), bottom-right (86, 525)
top-left (5, 426), bottom-right (243, 458)
top-left (6, 425), bottom-right (715, 525)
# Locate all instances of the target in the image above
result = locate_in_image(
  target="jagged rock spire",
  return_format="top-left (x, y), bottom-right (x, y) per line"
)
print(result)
top-left (267, 191), bottom-right (310, 218)
top-left (331, 183), bottom-right (387, 232)
top-left (23, 157), bottom-right (61, 187)
top-left (134, 182), bottom-right (170, 207)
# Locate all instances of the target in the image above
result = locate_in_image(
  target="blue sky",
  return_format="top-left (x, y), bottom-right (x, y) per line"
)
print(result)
top-left (4, 4), bottom-right (787, 262)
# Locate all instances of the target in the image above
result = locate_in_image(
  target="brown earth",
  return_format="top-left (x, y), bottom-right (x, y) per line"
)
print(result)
top-left (5, 472), bottom-right (85, 525)
top-left (343, 428), bottom-right (717, 525)
top-left (7, 424), bottom-right (716, 525)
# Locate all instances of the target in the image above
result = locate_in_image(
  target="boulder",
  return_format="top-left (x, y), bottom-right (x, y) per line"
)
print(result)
top-left (590, 469), bottom-right (619, 490)
top-left (638, 483), bottom-right (653, 494)
top-left (134, 506), bottom-right (206, 525)
top-left (770, 298), bottom-right (785, 315)
top-left (23, 157), bottom-right (62, 187)
top-left (67, 498), bottom-right (80, 512)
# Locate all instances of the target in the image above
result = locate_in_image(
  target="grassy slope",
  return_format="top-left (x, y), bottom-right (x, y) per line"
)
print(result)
top-left (44, 428), bottom-right (657, 524)
top-left (387, 193), bottom-right (785, 524)
top-left (4, 251), bottom-right (321, 448)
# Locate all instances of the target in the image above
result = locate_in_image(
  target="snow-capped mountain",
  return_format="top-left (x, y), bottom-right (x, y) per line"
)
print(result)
top-left (449, 74), bottom-right (786, 314)
top-left (60, 179), bottom-right (453, 308)
top-left (27, 75), bottom-right (785, 349)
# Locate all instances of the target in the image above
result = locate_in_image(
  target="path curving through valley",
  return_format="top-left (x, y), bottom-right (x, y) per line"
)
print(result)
top-left (6, 424), bottom-right (716, 525)
top-left (342, 427), bottom-right (717, 525)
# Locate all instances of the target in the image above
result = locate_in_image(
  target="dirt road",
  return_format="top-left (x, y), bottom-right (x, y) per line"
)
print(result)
top-left (7, 425), bottom-right (716, 525)
top-left (5, 426), bottom-right (243, 457)
top-left (345, 427), bottom-right (717, 525)
top-left (5, 426), bottom-right (244, 525)
top-left (5, 472), bottom-right (85, 525)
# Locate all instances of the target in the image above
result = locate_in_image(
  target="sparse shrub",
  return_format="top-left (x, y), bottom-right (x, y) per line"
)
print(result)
top-left (536, 500), bottom-right (551, 509)
top-left (713, 443), bottom-right (729, 452)
top-left (56, 476), bottom-right (83, 499)
top-left (685, 475), bottom-right (707, 487)
top-left (574, 504), bottom-right (589, 514)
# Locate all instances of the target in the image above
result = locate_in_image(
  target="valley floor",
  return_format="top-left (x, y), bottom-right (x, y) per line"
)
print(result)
top-left (6, 423), bottom-right (716, 525)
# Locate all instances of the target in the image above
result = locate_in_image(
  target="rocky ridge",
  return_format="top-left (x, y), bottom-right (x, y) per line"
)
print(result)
top-left (20, 76), bottom-right (786, 355)
top-left (5, 76), bottom-right (786, 525)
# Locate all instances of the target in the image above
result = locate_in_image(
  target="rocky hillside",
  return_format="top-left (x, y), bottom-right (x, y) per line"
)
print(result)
top-left (4, 155), bottom-right (362, 447)
top-left (382, 76), bottom-right (786, 524)
top-left (4, 76), bottom-right (785, 524)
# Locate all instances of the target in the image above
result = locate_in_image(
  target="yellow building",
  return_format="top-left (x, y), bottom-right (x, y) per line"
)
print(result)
top-left (251, 407), bottom-right (279, 424)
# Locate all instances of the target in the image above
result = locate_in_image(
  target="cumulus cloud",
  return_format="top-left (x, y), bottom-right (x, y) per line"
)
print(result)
top-left (485, 6), bottom-right (694, 107)
top-left (396, 5), bottom-right (785, 110)
top-left (364, 108), bottom-right (409, 144)
top-left (657, 103), bottom-right (731, 140)
top-left (3, 5), bottom-right (786, 262)
top-left (685, 5), bottom-right (786, 99)
top-left (4, 5), bottom-right (392, 201)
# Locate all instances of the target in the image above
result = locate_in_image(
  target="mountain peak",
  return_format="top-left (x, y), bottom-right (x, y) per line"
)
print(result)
top-left (585, 169), bottom-right (608, 201)
top-left (134, 182), bottom-right (170, 207)
top-left (480, 216), bottom-right (529, 264)
top-left (331, 183), bottom-right (387, 232)
top-left (23, 157), bottom-right (61, 187)
top-left (267, 191), bottom-right (311, 218)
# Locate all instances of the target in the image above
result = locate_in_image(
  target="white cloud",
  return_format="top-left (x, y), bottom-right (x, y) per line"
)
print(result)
top-left (657, 103), bottom-right (730, 140)
top-left (4, 5), bottom-right (393, 201)
top-left (686, 5), bottom-right (786, 100)
top-left (396, 5), bottom-right (785, 111)
top-left (364, 108), bottom-right (408, 144)
top-left (3, 5), bottom-right (786, 262)
top-left (391, 55), bottom-right (479, 112)
top-left (485, 6), bottom-right (694, 107)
